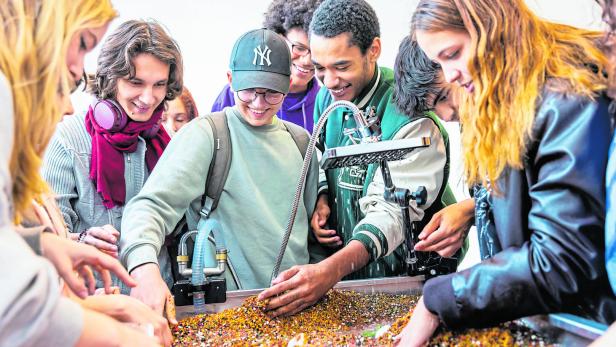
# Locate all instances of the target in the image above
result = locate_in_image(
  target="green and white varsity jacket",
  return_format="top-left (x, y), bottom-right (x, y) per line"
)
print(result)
top-left (314, 65), bottom-right (458, 280)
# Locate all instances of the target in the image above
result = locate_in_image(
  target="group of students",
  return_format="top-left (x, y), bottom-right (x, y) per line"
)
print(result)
top-left (3, 0), bottom-right (616, 346)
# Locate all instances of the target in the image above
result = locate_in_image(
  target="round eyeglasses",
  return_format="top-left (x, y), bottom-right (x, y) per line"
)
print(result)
top-left (285, 39), bottom-right (311, 57)
top-left (237, 89), bottom-right (285, 105)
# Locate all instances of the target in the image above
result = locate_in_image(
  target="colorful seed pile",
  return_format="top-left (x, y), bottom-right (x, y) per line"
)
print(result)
top-left (172, 290), bottom-right (553, 346)
top-left (173, 290), bottom-right (415, 346)
top-left (386, 310), bottom-right (553, 347)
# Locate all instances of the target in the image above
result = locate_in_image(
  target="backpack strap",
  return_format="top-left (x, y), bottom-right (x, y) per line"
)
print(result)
top-left (201, 111), bottom-right (231, 218)
top-left (200, 115), bottom-right (309, 218)
top-left (280, 120), bottom-right (309, 159)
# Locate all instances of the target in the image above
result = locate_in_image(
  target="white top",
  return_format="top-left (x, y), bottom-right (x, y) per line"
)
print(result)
top-left (0, 72), bottom-right (84, 347)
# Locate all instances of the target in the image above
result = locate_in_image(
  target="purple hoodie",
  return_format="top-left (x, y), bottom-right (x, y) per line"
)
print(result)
top-left (210, 77), bottom-right (320, 134)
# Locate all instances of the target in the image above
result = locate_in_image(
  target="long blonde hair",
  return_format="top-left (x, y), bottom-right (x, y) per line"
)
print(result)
top-left (412, 0), bottom-right (609, 188)
top-left (0, 0), bottom-right (116, 222)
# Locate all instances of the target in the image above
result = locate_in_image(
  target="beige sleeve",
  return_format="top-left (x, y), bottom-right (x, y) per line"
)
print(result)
top-left (354, 118), bottom-right (447, 258)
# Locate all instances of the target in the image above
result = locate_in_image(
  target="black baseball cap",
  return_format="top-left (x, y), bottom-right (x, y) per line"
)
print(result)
top-left (229, 28), bottom-right (291, 94)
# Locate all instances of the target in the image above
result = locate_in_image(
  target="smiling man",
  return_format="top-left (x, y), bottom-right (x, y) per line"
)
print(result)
top-left (258, 0), bottom-right (457, 318)
top-left (210, 0), bottom-right (323, 133)
top-left (119, 28), bottom-right (323, 316)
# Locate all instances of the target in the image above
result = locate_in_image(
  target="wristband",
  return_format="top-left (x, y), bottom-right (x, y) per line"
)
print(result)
top-left (78, 230), bottom-right (87, 243)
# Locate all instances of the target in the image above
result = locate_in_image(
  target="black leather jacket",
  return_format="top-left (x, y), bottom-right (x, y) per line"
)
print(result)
top-left (424, 91), bottom-right (616, 328)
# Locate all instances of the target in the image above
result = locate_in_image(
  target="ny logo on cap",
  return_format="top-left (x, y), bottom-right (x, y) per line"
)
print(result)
top-left (253, 45), bottom-right (272, 66)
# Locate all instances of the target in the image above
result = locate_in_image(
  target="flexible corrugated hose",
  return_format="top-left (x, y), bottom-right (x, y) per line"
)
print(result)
top-left (271, 100), bottom-right (361, 281)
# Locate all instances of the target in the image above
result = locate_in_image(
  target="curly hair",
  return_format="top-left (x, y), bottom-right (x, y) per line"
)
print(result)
top-left (88, 19), bottom-right (183, 102)
top-left (392, 36), bottom-right (441, 116)
top-left (412, 0), bottom-right (608, 188)
top-left (263, 0), bottom-right (324, 35)
top-left (309, 0), bottom-right (379, 54)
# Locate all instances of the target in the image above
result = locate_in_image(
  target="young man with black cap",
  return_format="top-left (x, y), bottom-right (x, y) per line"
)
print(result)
top-left (119, 29), bottom-right (321, 316)
top-left (258, 0), bottom-right (458, 317)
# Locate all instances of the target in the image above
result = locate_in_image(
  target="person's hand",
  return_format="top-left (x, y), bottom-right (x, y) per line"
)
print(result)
top-left (80, 225), bottom-right (120, 258)
top-left (257, 263), bottom-right (338, 318)
top-left (589, 321), bottom-right (616, 346)
top-left (394, 296), bottom-right (439, 347)
top-left (94, 286), bottom-right (120, 295)
top-left (40, 232), bottom-right (136, 298)
top-left (29, 195), bottom-right (67, 237)
top-left (414, 199), bottom-right (475, 257)
top-left (130, 263), bottom-right (178, 325)
top-left (77, 308), bottom-right (161, 347)
top-left (116, 325), bottom-right (161, 347)
top-left (81, 294), bottom-right (173, 346)
top-left (310, 194), bottom-right (341, 248)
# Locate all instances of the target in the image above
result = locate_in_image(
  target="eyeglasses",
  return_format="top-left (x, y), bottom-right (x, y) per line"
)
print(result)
top-left (237, 89), bottom-right (285, 105)
top-left (285, 39), bottom-right (311, 57)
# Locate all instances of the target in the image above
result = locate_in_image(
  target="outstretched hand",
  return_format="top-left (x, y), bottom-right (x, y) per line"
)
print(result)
top-left (414, 199), bottom-right (474, 257)
top-left (81, 294), bottom-right (173, 346)
top-left (40, 232), bottom-right (136, 298)
top-left (394, 296), bottom-right (439, 347)
top-left (258, 263), bottom-right (338, 318)
top-left (129, 263), bottom-right (178, 326)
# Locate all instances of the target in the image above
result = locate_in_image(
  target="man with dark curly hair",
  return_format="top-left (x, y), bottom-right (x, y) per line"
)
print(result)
top-left (211, 0), bottom-right (323, 132)
top-left (258, 0), bottom-right (457, 317)
top-left (394, 36), bottom-right (474, 265)
top-left (393, 36), bottom-right (458, 122)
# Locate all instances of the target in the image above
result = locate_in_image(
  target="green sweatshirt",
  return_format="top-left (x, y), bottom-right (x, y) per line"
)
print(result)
top-left (314, 66), bottom-right (457, 280)
top-left (120, 106), bottom-right (319, 290)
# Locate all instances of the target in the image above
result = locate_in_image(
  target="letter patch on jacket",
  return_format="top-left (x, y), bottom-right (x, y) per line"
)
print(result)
top-left (337, 165), bottom-right (367, 192)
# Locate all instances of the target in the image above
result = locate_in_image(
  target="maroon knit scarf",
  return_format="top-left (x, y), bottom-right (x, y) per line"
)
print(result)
top-left (85, 103), bottom-right (170, 208)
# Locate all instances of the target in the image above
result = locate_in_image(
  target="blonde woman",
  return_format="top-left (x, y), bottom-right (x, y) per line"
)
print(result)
top-left (396, 0), bottom-right (616, 345)
top-left (0, 1), bottom-right (166, 346)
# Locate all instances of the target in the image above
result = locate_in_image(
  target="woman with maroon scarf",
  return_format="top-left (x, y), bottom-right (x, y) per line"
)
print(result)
top-left (42, 19), bottom-right (183, 294)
